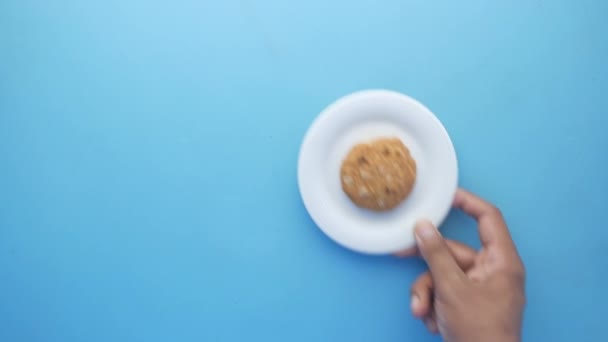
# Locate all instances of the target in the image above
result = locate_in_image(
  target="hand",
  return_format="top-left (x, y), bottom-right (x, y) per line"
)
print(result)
top-left (402, 189), bottom-right (526, 342)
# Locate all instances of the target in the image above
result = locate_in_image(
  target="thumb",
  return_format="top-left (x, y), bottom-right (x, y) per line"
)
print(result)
top-left (415, 220), bottom-right (466, 289)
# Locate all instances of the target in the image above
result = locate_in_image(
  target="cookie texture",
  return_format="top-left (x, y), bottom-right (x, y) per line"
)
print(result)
top-left (340, 138), bottom-right (416, 211)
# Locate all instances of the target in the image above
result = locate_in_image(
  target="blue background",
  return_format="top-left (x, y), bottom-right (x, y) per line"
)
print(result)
top-left (1, 1), bottom-right (607, 341)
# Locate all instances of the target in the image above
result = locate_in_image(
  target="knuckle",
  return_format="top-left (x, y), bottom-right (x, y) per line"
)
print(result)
top-left (504, 263), bottom-right (526, 282)
top-left (519, 261), bottom-right (527, 277)
top-left (488, 205), bottom-right (503, 219)
top-left (511, 258), bottom-right (526, 277)
top-left (511, 269), bottom-right (526, 284)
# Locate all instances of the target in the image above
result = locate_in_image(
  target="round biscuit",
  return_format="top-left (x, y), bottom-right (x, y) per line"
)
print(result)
top-left (340, 138), bottom-right (417, 211)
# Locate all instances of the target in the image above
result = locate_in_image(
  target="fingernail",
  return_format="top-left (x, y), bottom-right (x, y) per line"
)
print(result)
top-left (415, 220), bottom-right (438, 241)
top-left (411, 294), bottom-right (420, 311)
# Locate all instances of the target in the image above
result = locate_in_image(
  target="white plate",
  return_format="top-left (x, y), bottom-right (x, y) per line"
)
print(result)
top-left (297, 90), bottom-right (458, 254)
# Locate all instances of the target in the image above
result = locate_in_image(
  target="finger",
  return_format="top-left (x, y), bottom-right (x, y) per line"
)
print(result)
top-left (410, 242), bottom-right (476, 317)
top-left (414, 220), bottom-right (466, 291)
top-left (453, 189), bottom-right (516, 252)
top-left (410, 273), bottom-right (432, 318)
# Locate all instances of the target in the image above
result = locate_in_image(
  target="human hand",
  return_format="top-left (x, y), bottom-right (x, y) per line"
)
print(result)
top-left (403, 189), bottom-right (526, 342)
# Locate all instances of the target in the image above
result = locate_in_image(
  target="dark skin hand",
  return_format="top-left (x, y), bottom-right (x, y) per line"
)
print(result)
top-left (397, 189), bottom-right (526, 342)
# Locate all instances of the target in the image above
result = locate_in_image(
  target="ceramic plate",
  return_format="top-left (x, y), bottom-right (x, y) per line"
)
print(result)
top-left (297, 90), bottom-right (458, 254)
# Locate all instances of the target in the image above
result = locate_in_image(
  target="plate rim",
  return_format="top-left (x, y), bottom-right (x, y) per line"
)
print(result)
top-left (297, 89), bottom-right (459, 255)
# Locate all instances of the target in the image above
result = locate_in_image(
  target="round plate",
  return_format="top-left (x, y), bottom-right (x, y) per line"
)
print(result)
top-left (297, 90), bottom-right (458, 254)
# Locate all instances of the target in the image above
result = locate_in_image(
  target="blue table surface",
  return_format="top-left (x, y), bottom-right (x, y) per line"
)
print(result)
top-left (1, 1), bottom-right (607, 341)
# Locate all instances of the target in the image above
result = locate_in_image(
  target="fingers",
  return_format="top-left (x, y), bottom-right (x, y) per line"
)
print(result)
top-left (410, 241), bottom-right (476, 318)
top-left (410, 273), bottom-right (432, 318)
top-left (414, 220), bottom-right (466, 291)
top-left (411, 281), bottom-right (439, 334)
top-left (453, 189), bottom-right (516, 252)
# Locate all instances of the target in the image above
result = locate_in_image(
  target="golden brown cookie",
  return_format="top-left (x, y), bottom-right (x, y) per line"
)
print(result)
top-left (340, 138), bottom-right (416, 211)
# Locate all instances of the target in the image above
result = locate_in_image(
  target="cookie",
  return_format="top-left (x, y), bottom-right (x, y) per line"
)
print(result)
top-left (340, 138), bottom-right (416, 211)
